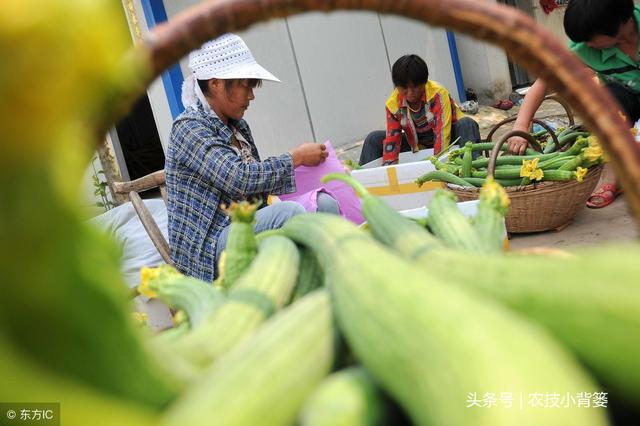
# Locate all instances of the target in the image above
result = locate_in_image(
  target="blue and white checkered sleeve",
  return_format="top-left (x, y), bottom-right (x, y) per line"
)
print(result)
top-left (175, 121), bottom-right (296, 198)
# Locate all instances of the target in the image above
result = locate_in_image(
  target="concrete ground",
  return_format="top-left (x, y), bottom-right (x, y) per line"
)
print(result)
top-left (334, 100), bottom-right (639, 249)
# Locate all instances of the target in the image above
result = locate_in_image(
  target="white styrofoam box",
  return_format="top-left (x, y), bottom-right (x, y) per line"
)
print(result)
top-left (400, 200), bottom-right (480, 220)
top-left (352, 147), bottom-right (458, 212)
top-left (400, 200), bottom-right (509, 249)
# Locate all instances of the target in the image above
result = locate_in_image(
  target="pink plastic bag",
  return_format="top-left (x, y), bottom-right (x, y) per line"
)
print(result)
top-left (278, 142), bottom-right (364, 224)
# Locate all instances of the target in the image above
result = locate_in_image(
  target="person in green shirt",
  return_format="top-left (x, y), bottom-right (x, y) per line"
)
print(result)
top-left (508, 0), bottom-right (638, 208)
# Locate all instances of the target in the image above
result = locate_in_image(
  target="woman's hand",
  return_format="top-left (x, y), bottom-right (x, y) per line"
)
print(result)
top-left (290, 143), bottom-right (328, 167)
top-left (506, 135), bottom-right (529, 155)
top-left (506, 78), bottom-right (548, 156)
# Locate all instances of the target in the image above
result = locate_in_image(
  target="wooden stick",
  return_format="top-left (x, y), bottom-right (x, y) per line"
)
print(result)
top-left (129, 190), bottom-right (174, 266)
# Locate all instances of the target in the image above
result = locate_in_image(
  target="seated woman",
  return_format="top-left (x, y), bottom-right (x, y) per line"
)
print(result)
top-left (359, 54), bottom-right (481, 166)
top-left (166, 34), bottom-right (337, 281)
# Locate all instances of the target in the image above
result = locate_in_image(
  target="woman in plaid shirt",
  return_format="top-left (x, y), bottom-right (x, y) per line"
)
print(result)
top-left (166, 34), bottom-right (332, 281)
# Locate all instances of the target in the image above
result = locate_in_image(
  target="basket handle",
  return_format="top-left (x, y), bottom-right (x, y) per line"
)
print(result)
top-left (485, 117), bottom-right (559, 148)
top-left (487, 130), bottom-right (540, 177)
top-left (127, 0), bottom-right (640, 224)
top-left (543, 94), bottom-right (575, 126)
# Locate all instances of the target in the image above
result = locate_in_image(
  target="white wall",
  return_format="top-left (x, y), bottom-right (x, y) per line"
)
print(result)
top-left (239, 20), bottom-right (315, 158)
top-left (143, 2), bottom-right (463, 157)
top-left (532, 3), bottom-right (569, 47)
top-left (381, 14), bottom-right (459, 103)
top-left (455, 32), bottom-right (511, 103)
top-left (286, 12), bottom-right (391, 149)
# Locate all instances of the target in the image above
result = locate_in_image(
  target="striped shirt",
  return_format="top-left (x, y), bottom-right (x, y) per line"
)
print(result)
top-left (383, 80), bottom-right (463, 165)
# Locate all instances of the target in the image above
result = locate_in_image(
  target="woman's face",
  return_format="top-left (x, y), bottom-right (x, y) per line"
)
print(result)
top-left (585, 17), bottom-right (635, 50)
top-left (586, 34), bottom-right (619, 50)
top-left (207, 79), bottom-right (256, 123)
top-left (398, 83), bottom-right (426, 105)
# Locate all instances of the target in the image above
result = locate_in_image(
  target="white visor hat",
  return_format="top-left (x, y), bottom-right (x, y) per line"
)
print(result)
top-left (181, 33), bottom-right (280, 112)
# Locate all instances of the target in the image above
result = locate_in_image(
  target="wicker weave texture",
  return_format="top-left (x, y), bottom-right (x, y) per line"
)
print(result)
top-left (449, 165), bottom-right (603, 233)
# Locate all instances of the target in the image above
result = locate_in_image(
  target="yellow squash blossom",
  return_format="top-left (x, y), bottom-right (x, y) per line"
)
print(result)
top-left (575, 167), bottom-right (588, 182)
top-left (131, 312), bottom-right (149, 326)
top-left (173, 310), bottom-right (188, 327)
top-left (480, 177), bottom-right (510, 215)
top-left (583, 145), bottom-right (604, 163)
top-left (137, 266), bottom-right (161, 298)
top-left (520, 158), bottom-right (544, 181)
top-left (530, 168), bottom-right (544, 181)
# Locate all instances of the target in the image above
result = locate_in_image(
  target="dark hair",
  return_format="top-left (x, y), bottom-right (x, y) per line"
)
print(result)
top-left (197, 78), bottom-right (262, 95)
top-left (391, 55), bottom-right (429, 88)
top-left (564, 0), bottom-right (635, 42)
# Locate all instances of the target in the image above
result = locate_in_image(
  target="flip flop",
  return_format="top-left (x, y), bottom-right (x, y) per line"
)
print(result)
top-left (585, 183), bottom-right (623, 209)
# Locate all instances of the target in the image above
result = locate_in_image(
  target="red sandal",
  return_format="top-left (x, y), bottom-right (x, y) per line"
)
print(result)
top-left (585, 184), bottom-right (623, 209)
top-left (491, 99), bottom-right (514, 111)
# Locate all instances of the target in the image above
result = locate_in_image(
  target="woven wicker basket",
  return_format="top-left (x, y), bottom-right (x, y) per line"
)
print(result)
top-left (449, 166), bottom-right (603, 233)
top-left (448, 130), bottom-right (603, 233)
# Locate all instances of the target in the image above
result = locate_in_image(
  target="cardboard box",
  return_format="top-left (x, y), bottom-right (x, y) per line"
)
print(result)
top-left (352, 150), bottom-right (510, 248)
top-left (351, 148), bottom-right (449, 211)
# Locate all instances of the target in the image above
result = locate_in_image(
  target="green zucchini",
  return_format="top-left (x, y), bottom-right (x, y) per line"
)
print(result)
top-left (564, 137), bottom-right (589, 156)
top-left (0, 333), bottom-right (159, 426)
top-left (426, 189), bottom-right (485, 252)
top-left (558, 131), bottom-right (590, 151)
top-left (472, 152), bottom-right (558, 169)
top-left (538, 155), bottom-right (576, 170)
top-left (472, 178), bottom-right (509, 252)
top-left (152, 322), bottom-right (190, 345)
top-left (558, 154), bottom-right (585, 171)
top-left (413, 245), bottom-right (640, 402)
top-left (461, 142), bottom-right (473, 177)
top-left (469, 142), bottom-right (498, 151)
top-left (429, 155), bottom-right (460, 174)
top-left (173, 235), bottom-right (300, 367)
top-left (217, 201), bottom-right (258, 290)
top-left (532, 128), bottom-right (548, 138)
top-left (494, 164), bottom-right (524, 170)
top-left (542, 169), bottom-right (576, 181)
top-left (461, 177), bottom-right (523, 187)
top-left (544, 131), bottom-right (589, 153)
top-left (290, 246), bottom-right (325, 303)
top-left (280, 214), bottom-right (606, 426)
top-left (138, 265), bottom-right (225, 327)
top-left (416, 170), bottom-right (472, 187)
top-left (299, 367), bottom-right (387, 426)
top-left (162, 290), bottom-right (336, 426)
top-left (2, 209), bottom-right (179, 409)
top-left (543, 134), bottom-right (556, 153)
top-left (322, 173), bottom-right (442, 260)
top-left (472, 168), bottom-right (524, 179)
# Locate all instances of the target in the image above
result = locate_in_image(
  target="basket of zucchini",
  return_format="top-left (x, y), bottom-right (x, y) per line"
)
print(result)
top-left (416, 127), bottom-right (605, 233)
